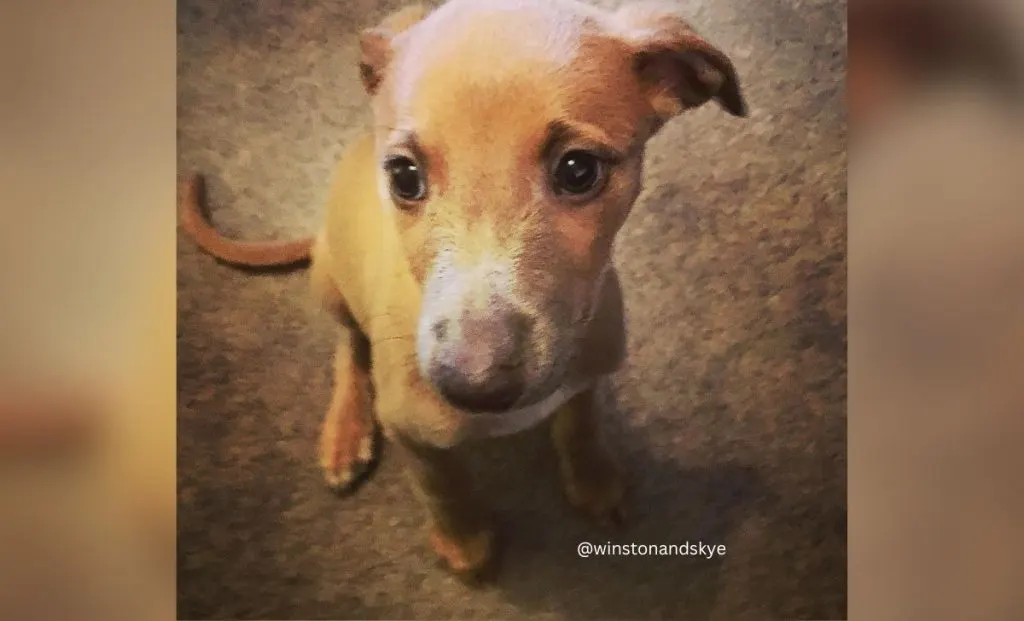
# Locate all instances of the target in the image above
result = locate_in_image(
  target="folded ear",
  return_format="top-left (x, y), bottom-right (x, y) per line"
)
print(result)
top-left (359, 4), bottom-right (430, 95)
top-left (612, 2), bottom-right (747, 124)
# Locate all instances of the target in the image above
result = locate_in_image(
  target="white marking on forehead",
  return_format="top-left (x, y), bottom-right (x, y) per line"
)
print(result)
top-left (392, 1), bottom-right (590, 109)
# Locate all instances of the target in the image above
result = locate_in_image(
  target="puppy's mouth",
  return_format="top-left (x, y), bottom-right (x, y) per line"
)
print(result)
top-left (441, 367), bottom-right (566, 415)
top-left (476, 318), bottom-right (587, 414)
top-left (434, 349), bottom-right (573, 415)
top-left (502, 352), bottom-right (576, 413)
top-left (419, 296), bottom-right (585, 415)
top-left (506, 377), bottom-right (563, 412)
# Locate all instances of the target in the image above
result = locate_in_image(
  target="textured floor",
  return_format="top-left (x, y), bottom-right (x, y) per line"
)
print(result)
top-left (176, 0), bottom-right (847, 619)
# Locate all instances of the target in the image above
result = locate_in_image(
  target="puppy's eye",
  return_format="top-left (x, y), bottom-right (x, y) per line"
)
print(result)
top-left (385, 156), bottom-right (426, 202)
top-left (553, 150), bottom-right (604, 197)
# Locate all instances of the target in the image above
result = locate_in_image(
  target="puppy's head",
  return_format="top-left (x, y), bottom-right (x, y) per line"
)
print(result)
top-left (360, 0), bottom-right (746, 413)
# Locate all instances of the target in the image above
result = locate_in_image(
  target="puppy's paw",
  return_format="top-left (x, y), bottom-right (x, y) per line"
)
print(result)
top-left (319, 406), bottom-right (378, 495)
top-left (429, 526), bottom-right (499, 586)
top-left (560, 451), bottom-right (628, 530)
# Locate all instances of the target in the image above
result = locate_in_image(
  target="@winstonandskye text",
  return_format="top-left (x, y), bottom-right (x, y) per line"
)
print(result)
top-left (577, 541), bottom-right (727, 559)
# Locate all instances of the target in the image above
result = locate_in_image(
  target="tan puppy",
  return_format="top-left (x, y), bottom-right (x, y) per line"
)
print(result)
top-left (181, 0), bottom-right (746, 580)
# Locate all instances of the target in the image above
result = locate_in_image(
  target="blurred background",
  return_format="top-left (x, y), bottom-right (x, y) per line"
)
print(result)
top-left (0, 0), bottom-right (1022, 619)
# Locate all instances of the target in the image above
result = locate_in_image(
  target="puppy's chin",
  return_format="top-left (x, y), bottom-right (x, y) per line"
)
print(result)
top-left (507, 383), bottom-right (558, 411)
top-left (508, 355), bottom-right (575, 411)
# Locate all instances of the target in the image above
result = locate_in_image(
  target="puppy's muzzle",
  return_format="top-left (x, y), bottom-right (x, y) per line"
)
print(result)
top-left (427, 305), bottom-right (531, 414)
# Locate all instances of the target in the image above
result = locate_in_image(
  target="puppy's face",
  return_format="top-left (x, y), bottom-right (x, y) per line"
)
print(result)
top-left (360, 0), bottom-right (746, 413)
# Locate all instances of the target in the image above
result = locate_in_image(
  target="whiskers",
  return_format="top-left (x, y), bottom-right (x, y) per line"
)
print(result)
top-left (364, 310), bottom-right (420, 369)
top-left (374, 333), bottom-right (416, 348)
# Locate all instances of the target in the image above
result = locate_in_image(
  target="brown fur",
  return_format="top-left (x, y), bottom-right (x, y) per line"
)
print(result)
top-left (179, 0), bottom-right (746, 580)
top-left (848, 0), bottom-right (1021, 129)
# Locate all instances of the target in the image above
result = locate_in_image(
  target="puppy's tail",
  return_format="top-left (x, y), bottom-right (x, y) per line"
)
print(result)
top-left (179, 174), bottom-right (314, 268)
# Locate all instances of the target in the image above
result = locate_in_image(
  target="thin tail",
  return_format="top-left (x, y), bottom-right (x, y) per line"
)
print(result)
top-left (178, 174), bottom-right (314, 267)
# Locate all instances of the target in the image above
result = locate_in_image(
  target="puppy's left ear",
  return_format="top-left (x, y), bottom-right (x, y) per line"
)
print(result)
top-left (612, 2), bottom-right (748, 124)
top-left (359, 4), bottom-right (429, 95)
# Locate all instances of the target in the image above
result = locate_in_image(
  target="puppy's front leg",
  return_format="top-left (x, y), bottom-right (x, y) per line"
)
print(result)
top-left (552, 388), bottom-right (627, 528)
top-left (393, 436), bottom-right (496, 582)
top-left (319, 332), bottom-right (377, 492)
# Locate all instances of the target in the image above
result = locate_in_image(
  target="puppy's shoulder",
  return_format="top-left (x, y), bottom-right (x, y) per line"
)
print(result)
top-left (327, 131), bottom-right (377, 197)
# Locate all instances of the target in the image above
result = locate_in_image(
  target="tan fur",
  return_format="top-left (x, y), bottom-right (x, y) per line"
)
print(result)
top-left (179, 0), bottom-right (746, 579)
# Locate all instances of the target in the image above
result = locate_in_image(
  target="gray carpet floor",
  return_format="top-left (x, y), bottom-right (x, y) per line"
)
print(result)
top-left (176, 0), bottom-right (847, 618)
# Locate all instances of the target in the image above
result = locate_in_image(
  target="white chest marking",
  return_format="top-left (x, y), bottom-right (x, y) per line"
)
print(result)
top-left (462, 381), bottom-right (590, 440)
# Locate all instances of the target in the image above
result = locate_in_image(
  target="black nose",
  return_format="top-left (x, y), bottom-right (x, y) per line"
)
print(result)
top-left (428, 308), bottom-right (529, 413)
top-left (432, 362), bottom-right (525, 413)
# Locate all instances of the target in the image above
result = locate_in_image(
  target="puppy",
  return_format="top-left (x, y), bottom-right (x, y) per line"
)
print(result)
top-left (181, 0), bottom-right (746, 580)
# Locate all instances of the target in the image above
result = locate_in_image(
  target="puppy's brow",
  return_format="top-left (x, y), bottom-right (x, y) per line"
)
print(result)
top-left (383, 128), bottom-right (427, 163)
top-left (542, 120), bottom-right (626, 162)
top-left (381, 127), bottom-right (414, 149)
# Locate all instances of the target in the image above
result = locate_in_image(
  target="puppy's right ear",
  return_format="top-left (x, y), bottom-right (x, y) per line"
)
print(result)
top-left (359, 4), bottom-right (429, 95)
